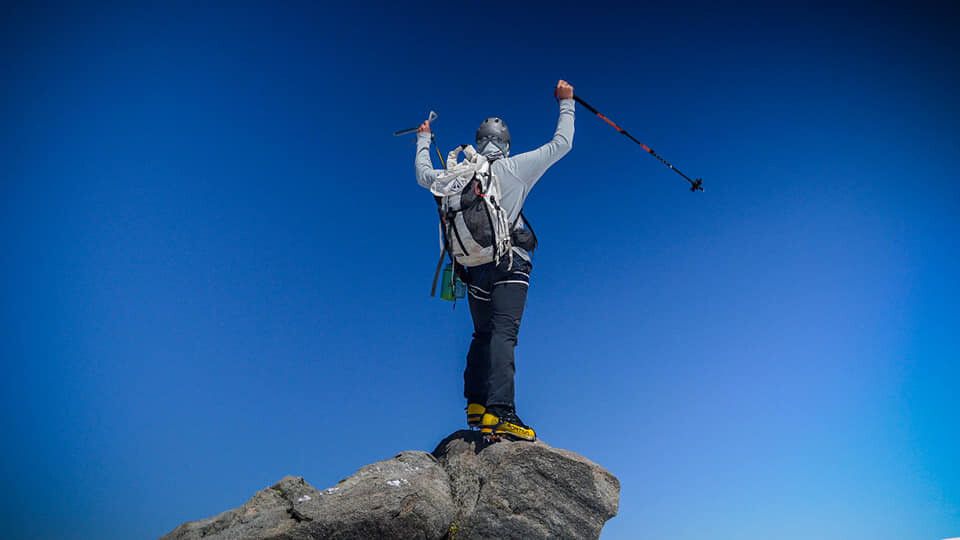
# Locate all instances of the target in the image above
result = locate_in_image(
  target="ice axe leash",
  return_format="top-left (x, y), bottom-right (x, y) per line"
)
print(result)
top-left (573, 95), bottom-right (704, 192)
top-left (395, 110), bottom-right (461, 302)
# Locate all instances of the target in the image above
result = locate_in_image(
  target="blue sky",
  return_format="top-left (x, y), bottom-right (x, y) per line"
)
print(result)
top-left (2, 2), bottom-right (958, 538)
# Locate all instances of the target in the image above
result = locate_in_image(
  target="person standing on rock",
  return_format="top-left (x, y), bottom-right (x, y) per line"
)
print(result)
top-left (414, 80), bottom-right (576, 441)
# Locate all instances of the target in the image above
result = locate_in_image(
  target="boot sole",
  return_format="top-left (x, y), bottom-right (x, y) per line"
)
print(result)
top-left (480, 421), bottom-right (536, 441)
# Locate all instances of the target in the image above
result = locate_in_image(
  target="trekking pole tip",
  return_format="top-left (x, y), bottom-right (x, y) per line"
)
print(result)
top-left (690, 178), bottom-right (704, 192)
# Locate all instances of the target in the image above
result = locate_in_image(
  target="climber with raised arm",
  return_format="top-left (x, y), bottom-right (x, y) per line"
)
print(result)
top-left (414, 80), bottom-right (575, 441)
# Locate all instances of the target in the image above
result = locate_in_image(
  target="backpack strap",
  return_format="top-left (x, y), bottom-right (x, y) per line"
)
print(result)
top-left (514, 210), bottom-right (536, 236)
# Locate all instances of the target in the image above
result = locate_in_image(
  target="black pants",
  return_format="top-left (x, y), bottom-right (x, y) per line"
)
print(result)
top-left (463, 257), bottom-right (532, 410)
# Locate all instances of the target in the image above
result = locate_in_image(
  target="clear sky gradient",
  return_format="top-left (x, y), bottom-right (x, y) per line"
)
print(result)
top-left (2, 2), bottom-right (958, 539)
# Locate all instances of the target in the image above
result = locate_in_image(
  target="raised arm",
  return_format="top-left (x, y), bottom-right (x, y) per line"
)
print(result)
top-left (414, 120), bottom-right (442, 190)
top-left (501, 80), bottom-right (576, 189)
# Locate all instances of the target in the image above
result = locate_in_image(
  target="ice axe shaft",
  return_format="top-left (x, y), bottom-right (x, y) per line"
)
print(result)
top-left (574, 95), bottom-right (703, 192)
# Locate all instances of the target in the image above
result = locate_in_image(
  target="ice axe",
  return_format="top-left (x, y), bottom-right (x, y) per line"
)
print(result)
top-left (394, 110), bottom-right (446, 167)
top-left (393, 110), bottom-right (438, 136)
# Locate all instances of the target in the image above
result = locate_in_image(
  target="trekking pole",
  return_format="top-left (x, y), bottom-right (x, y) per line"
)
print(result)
top-left (573, 95), bottom-right (704, 192)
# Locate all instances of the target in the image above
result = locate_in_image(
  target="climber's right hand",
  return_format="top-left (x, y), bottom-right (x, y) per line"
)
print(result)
top-left (417, 119), bottom-right (431, 134)
top-left (555, 79), bottom-right (574, 100)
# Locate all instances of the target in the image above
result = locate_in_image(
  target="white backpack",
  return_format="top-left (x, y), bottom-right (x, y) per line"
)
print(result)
top-left (430, 145), bottom-right (513, 269)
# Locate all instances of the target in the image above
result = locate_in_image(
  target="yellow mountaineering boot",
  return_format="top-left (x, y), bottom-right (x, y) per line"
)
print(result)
top-left (480, 406), bottom-right (536, 441)
top-left (466, 403), bottom-right (486, 428)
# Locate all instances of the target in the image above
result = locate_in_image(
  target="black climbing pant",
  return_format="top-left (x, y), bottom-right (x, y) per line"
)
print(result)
top-left (463, 257), bottom-right (532, 410)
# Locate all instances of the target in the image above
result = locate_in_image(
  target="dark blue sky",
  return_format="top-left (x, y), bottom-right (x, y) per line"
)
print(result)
top-left (2, 2), bottom-right (958, 538)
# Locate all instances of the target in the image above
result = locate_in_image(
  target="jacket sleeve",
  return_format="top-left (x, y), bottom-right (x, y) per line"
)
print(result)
top-left (499, 98), bottom-right (575, 190)
top-left (415, 132), bottom-right (441, 190)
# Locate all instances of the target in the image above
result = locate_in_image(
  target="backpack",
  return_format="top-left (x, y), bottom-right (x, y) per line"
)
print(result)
top-left (429, 145), bottom-right (537, 269)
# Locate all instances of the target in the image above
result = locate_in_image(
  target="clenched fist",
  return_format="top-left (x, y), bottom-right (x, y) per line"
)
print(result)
top-left (555, 79), bottom-right (574, 100)
top-left (417, 119), bottom-right (431, 134)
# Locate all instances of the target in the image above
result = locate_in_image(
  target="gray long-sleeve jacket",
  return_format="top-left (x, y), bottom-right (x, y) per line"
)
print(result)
top-left (415, 98), bottom-right (575, 262)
